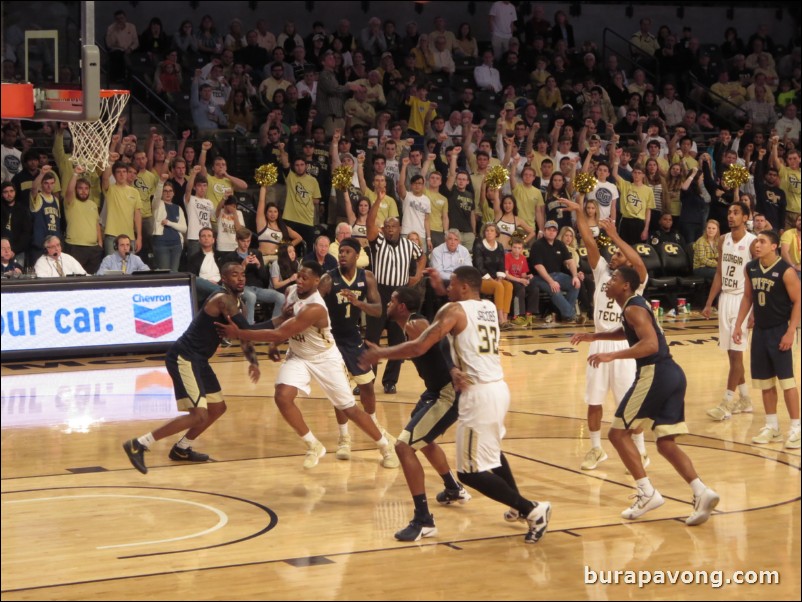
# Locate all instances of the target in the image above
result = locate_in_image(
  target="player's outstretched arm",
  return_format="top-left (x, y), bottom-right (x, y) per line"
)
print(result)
top-left (216, 303), bottom-right (326, 344)
top-left (358, 303), bottom-right (463, 368)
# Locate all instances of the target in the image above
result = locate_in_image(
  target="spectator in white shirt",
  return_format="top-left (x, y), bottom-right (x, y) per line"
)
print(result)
top-left (474, 50), bottom-right (502, 93)
top-left (489, 1), bottom-right (518, 60)
top-left (656, 83), bottom-right (685, 127)
top-left (430, 35), bottom-right (455, 76)
top-left (34, 235), bottom-right (87, 277)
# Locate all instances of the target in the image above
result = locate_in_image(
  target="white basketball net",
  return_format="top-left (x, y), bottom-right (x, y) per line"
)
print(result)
top-left (67, 91), bottom-right (130, 173)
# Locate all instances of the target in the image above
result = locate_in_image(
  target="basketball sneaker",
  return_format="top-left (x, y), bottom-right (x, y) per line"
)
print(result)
top-left (123, 439), bottom-right (149, 474)
top-left (524, 501), bottom-right (552, 544)
top-left (621, 488), bottom-right (665, 520)
top-left (685, 488), bottom-right (720, 526)
top-left (303, 441), bottom-right (326, 469)
top-left (786, 428), bottom-right (801, 449)
top-left (731, 395), bottom-right (753, 414)
top-left (706, 400), bottom-right (733, 421)
top-left (751, 426), bottom-right (783, 444)
top-left (581, 447), bottom-right (608, 470)
top-left (394, 515), bottom-right (438, 542)
top-left (435, 486), bottom-right (472, 505)
top-left (503, 508), bottom-right (526, 522)
top-left (335, 435), bottom-right (352, 460)
top-left (379, 443), bottom-right (400, 468)
top-left (511, 315), bottom-right (530, 328)
top-left (168, 445), bottom-right (210, 462)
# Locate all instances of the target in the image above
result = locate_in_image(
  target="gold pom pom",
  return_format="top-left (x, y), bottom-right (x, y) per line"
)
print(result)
top-left (485, 165), bottom-right (510, 190)
top-left (255, 164), bottom-right (278, 187)
top-left (574, 171), bottom-right (597, 194)
top-left (722, 164), bottom-right (750, 189)
top-left (332, 165), bottom-right (354, 191)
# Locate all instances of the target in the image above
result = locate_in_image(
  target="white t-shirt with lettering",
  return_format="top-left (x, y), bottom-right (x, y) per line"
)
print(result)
top-left (401, 192), bottom-right (432, 239)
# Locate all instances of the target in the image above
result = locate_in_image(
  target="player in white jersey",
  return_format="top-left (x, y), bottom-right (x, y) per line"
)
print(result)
top-left (360, 266), bottom-right (552, 544)
top-left (702, 202), bottom-right (758, 421)
top-left (218, 261), bottom-right (399, 470)
top-left (563, 198), bottom-right (650, 471)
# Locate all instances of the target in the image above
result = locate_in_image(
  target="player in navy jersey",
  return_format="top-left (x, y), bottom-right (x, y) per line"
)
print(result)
top-left (361, 286), bottom-right (468, 541)
top-left (123, 263), bottom-right (260, 474)
top-left (588, 266), bottom-right (720, 526)
top-left (319, 237), bottom-right (385, 460)
top-left (734, 230), bottom-right (801, 448)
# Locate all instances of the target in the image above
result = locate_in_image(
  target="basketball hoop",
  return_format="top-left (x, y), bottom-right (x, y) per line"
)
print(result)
top-left (1, 83), bottom-right (129, 173)
top-left (45, 88), bottom-right (130, 173)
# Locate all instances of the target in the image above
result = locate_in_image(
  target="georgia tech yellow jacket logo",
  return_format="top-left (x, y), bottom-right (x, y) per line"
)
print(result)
top-left (663, 243), bottom-right (680, 255)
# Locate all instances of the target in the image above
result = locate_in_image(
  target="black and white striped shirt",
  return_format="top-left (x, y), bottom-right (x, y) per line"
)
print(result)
top-left (371, 234), bottom-right (422, 287)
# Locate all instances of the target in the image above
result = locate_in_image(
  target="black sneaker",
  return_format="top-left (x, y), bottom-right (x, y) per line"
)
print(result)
top-left (394, 515), bottom-right (438, 541)
top-left (123, 439), bottom-right (149, 474)
top-left (383, 384), bottom-right (397, 394)
top-left (435, 486), bottom-right (472, 505)
top-left (169, 445), bottom-right (210, 462)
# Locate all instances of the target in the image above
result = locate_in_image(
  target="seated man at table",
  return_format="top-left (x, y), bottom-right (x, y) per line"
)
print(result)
top-left (34, 235), bottom-right (87, 277)
top-left (97, 234), bottom-right (150, 275)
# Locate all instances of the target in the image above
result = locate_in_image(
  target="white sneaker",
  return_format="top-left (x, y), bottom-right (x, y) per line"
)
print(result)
top-left (786, 429), bottom-right (801, 449)
top-left (685, 488), bottom-right (720, 526)
top-left (503, 508), bottom-right (526, 522)
top-left (621, 488), bottom-right (665, 520)
top-left (752, 426), bottom-right (783, 444)
top-left (706, 401), bottom-right (732, 421)
top-left (379, 443), bottom-right (400, 468)
top-left (335, 435), bottom-right (351, 460)
top-left (581, 447), bottom-right (608, 470)
top-left (731, 396), bottom-right (753, 414)
top-left (524, 501), bottom-right (552, 543)
top-left (303, 441), bottom-right (326, 469)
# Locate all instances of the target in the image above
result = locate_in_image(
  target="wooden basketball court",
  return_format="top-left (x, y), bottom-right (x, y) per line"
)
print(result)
top-left (2, 315), bottom-right (800, 600)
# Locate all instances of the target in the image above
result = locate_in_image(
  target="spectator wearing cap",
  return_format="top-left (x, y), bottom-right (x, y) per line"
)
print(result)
top-left (529, 220), bottom-right (582, 323)
top-left (360, 17), bottom-right (387, 62)
top-left (318, 50), bottom-right (365, 136)
top-left (474, 50), bottom-right (502, 93)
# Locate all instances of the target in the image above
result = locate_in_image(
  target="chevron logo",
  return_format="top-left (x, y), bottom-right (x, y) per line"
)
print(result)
top-left (133, 300), bottom-right (174, 339)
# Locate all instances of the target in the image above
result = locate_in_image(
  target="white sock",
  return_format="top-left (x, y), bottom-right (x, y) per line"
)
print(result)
top-left (302, 431), bottom-right (318, 446)
top-left (176, 436), bottom-right (194, 450)
top-left (690, 478), bottom-right (706, 497)
top-left (636, 477), bottom-right (655, 496)
top-left (369, 412), bottom-right (379, 426)
top-left (632, 432), bottom-right (647, 455)
top-left (376, 435), bottom-right (389, 448)
top-left (338, 423), bottom-right (349, 437)
top-left (790, 419), bottom-right (801, 431)
top-left (766, 414), bottom-right (779, 430)
top-left (737, 383), bottom-right (750, 398)
top-left (589, 430), bottom-right (602, 449)
top-left (137, 432), bottom-right (156, 449)
top-left (723, 390), bottom-right (734, 403)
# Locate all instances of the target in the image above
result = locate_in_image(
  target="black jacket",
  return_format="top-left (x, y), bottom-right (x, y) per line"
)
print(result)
top-left (1, 200), bottom-right (32, 254)
top-left (187, 249), bottom-right (225, 279)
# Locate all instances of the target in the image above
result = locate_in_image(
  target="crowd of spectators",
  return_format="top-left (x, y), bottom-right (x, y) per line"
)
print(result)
top-left (2, 3), bottom-right (801, 328)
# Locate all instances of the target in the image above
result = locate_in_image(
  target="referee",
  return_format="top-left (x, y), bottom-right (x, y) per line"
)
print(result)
top-left (366, 192), bottom-right (426, 393)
